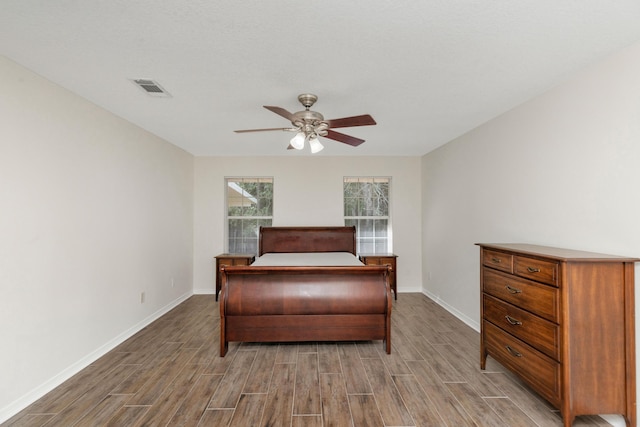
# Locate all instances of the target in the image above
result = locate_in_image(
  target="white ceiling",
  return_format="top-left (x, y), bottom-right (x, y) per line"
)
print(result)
top-left (2, 1), bottom-right (640, 157)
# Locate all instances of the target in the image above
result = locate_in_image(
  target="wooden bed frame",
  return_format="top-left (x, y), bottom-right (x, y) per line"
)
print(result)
top-left (219, 226), bottom-right (392, 356)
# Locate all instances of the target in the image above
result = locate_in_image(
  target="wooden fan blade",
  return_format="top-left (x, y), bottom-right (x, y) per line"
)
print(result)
top-left (264, 106), bottom-right (296, 122)
top-left (324, 129), bottom-right (365, 147)
top-left (234, 128), bottom-right (290, 133)
top-left (325, 114), bottom-right (376, 129)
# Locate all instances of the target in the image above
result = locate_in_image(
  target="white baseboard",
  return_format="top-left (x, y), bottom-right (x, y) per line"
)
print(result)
top-left (421, 289), bottom-right (480, 332)
top-left (193, 288), bottom-right (215, 295)
top-left (0, 291), bottom-right (193, 424)
top-left (597, 415), bottom-right (625, 426)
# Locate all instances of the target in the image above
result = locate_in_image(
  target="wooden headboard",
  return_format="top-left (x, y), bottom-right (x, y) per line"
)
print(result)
top-left (259, 226), bottom-right (356, 256)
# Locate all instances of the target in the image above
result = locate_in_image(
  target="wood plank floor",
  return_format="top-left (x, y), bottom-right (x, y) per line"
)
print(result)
top-left (4, 293), bottom-right (613, 426)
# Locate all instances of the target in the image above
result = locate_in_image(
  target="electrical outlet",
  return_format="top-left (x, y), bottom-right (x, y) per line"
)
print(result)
top-left (140, 292), bottom-right (145, 304)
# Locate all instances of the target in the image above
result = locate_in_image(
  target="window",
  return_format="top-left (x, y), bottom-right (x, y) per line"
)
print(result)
top-left (343, 177), bottom-right (391, 254)
top-left (226, 177), bottom-right (273, 255)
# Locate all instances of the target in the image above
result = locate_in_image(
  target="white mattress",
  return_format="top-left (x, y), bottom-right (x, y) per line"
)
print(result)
top-left (252, 252), bottom-right (363, 267)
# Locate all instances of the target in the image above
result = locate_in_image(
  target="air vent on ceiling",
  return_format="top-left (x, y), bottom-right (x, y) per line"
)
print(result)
top-left (131, 79), bottom-right (171, 97)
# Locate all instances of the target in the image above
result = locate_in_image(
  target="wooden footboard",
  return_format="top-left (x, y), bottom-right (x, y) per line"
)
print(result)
top-left (219, 266), bottom-right (392, 356)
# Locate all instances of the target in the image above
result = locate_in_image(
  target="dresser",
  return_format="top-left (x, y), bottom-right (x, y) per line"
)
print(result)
top-left (214, 253), bottom-right (255, 301)
top-left (359, 253), bottom-right (397, 300)
top-left (477, 243), bottom-right (638, 427)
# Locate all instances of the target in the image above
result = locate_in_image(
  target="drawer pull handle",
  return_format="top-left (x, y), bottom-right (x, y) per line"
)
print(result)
top-left (505, 315), bottom-right (522, 326)
top-left (491, 257), bottom-right (502, 263)
top-left (506, 345), bottom-right (523, 358)
top-left (505, 285), bottom-right (522, 294)
top-left (527, 266), bottom-right (541, 273)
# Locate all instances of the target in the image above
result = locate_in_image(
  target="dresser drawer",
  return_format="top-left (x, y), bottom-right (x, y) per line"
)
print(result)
top-left (483, 294), bottom-right (560, 360)
top-left (362, 257), bottom-right (395, 269)
top-left (483, 321), bottom-right (560, 406)
top-left (482, 249), bottom-right (513, 274)
top-left (514, 255), bottom-right (558, 286)
top-left (483, 268), bottom-right (559, 322)
top-left (217, 257), bottom-right (254, 267)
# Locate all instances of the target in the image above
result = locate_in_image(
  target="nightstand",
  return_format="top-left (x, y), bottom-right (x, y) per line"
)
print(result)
top-left (359, 253), bottom-right (398, 300)
top-left (214, 253), bottom-right (255, 301)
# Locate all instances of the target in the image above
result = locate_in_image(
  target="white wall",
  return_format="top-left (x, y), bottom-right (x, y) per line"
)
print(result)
top-left (193, 156), bottom-right (422, 294)
top-left (0, 56), bottom-right (194, 421)
top-left (421, 42), bottom-right (640, 425)
top-left (421, 40), bottom-right (640, 328)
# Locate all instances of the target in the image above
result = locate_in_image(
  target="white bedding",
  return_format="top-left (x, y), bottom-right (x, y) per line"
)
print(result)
top-left (252, 252), bottom-right (363, 267)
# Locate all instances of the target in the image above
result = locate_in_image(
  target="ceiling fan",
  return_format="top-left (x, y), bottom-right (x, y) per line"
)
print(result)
top-left (234, 94), bottom-right (376, 153)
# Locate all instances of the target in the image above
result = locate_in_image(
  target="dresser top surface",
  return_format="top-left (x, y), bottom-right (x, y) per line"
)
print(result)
top-left (477, 243), bottom-right (640, 263)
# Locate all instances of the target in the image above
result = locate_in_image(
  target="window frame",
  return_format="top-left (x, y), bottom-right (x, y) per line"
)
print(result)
top-left (343, 176), bottom-right (392, 254)
top-left (225, 176), bottom-right (274, 255)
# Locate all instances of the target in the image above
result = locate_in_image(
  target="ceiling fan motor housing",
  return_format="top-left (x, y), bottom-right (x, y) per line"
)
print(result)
top-left (292, 110), bottom-right (328, 136)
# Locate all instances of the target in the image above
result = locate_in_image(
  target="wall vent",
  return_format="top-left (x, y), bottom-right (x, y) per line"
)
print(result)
top-left (131, 79), bottom-right (171, 97)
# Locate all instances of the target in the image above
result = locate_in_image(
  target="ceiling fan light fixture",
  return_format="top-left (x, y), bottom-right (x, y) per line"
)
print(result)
top-left (309, 137), bottom-right (324, 154)
top-left (290, 132), bottom-right (305, 150)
